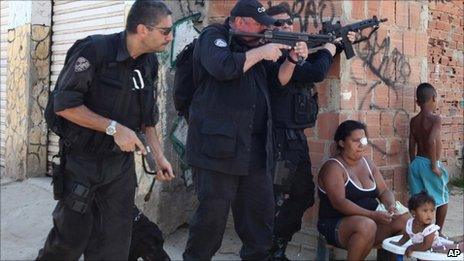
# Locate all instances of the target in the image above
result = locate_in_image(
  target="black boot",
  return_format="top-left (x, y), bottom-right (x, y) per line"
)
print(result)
top-left (271, 237), bottom-right (289, 261)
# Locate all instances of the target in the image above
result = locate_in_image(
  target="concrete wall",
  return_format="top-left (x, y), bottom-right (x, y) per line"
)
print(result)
top-left (3, 1), bottom-right (51, 180)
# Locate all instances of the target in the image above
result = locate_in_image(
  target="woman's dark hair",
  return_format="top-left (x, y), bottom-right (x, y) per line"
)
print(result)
top-left (126, 0), bottom-right (172, 34)
top-left (265, 2), bottom-right (292, 17)
top-left (334, 120), bottom-right (368, 151)
top-left (408, 191), bottom-right (436, 211)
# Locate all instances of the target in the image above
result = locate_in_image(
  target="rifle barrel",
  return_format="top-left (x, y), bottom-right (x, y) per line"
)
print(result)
top-left (230, 30), bottom-right (335, 43)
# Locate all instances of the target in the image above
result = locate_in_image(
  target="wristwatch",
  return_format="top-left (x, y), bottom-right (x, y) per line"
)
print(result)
top-left (106, 120), bottom-right (117, 136)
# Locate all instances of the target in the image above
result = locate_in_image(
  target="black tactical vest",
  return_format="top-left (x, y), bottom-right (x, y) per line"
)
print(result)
top-left (271, 82), bottom-right (319, 129)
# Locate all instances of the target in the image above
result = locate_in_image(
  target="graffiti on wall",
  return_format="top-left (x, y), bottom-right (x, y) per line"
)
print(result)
top-left (267, 0), bottom-right (335, 32)
top-left (352, 31), bottom-right (412, 156)
top-left (428, 0), bottom-right (452, 3)
top-left (176, 0), bottom-right (205, 18)
top-left (160, 0), bottom-right (206, 65)
top-left (354, 31), bottom-right (412, 110)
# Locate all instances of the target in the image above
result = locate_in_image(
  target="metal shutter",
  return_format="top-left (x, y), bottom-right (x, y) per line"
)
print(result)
top-left (48, 0), bottom-right (125, 164)
top-left (0, 1), bottom-right (9, 168)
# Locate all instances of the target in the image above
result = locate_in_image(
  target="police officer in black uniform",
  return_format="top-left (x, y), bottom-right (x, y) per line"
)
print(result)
top-left (37, 1), bottom-right (174, 259)
top-left (264, 3), bottom-right (355, 260)
top-left (182, 0), bottom-right (292, 260)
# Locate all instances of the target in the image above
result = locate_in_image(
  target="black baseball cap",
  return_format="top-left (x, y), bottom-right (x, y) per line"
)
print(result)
top-left (230, 0), bottom-right (279, 26)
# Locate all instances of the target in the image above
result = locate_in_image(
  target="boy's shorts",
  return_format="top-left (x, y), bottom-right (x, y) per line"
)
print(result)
top-left (408, 156), bottom-right (449, 207)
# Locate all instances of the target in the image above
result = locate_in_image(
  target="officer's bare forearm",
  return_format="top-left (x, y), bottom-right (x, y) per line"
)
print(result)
top-left (243, 48), bottom-right (264, 72)
top-left (145, 127), bottom-right (164, 160)
top-left (278, 59), bottom-right (296, 85)
top-left (56, 105), bottom-right (111, 133)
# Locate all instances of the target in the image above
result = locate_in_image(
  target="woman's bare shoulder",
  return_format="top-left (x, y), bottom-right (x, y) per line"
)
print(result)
top-left (320, 158), bottom-right (345, 178)
top-left (363, 156), bottom-right (378, 171)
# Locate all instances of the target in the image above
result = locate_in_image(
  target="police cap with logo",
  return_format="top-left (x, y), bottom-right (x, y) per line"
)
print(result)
top-left (230, 0), bottom-right (279, 26)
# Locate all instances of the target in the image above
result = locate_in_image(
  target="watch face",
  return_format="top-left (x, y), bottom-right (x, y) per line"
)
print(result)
top-left (106, 126), bottom-right (116, 135)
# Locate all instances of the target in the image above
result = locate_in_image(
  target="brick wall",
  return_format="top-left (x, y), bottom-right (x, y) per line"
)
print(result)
top-left (428, 0), bottom-right (464, 179)
top-left (202, 0), bottom-right (462, 253)
top-left (206, 0), bottom-right (461, 210)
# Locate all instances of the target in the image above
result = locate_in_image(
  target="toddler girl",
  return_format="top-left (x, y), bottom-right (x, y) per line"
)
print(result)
top-left (392, 191), bottom-right (462, 257)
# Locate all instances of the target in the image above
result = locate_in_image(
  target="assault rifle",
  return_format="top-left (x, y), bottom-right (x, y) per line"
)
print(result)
top-left (229, 29), bottom-right (336, 46)
top-left (229, 29), bottom-right (336, 63)
top-left (320, 15), bottom-right (388, 59)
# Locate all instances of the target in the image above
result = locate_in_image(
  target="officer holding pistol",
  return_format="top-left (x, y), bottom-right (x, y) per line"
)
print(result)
top-left (37, 1), bottom-right (174, 259)
top-left (264, 3), bottom-right (356, 259)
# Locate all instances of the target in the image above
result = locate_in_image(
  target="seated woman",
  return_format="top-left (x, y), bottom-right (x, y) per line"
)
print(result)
top-left (317, 120), bottom-right (409, 260)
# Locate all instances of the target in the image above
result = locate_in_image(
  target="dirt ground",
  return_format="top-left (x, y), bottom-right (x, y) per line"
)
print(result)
top-left (1, 176), bottom-right (463, 260)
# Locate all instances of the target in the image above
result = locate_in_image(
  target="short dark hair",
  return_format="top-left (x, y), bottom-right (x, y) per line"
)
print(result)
top-left (265, 2), bottom-right (292, 17)
top-left (408, 191), bottom-right (436, 211)
top-left (334, 120), bottom-right (368, 151)
top-left (126, 0), bottom-right (172, 34)
top-left (416, 82), bottom-right (437, 106)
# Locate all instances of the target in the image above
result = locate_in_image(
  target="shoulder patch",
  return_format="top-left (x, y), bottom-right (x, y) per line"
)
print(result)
top-left (214, 39), bottom-right (228, 48)
top-left (74, 57), bottom-right (91, 72)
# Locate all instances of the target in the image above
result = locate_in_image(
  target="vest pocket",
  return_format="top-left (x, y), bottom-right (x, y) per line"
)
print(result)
top-left (294, 92), bottom-right (311, 125)
top-left (200, 119), bottom-right (237, 159)
top-left (293, 92), bottom-right (319, 127)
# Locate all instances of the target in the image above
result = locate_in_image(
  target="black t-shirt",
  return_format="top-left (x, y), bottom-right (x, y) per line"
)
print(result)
top-left (54, 32), bottom-right (159, 131)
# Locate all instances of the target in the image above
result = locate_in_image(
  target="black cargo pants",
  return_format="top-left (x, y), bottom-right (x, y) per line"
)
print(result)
top-left (273, 128), bottom-right (315, 242)
top-left (37, 152), bottom-right (136, 260)
top-left (183, 166), bottom-right (274, 260)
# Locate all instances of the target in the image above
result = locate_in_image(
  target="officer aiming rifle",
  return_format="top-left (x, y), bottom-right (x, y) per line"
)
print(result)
top-left (229, 29), bottom-right (336, 63)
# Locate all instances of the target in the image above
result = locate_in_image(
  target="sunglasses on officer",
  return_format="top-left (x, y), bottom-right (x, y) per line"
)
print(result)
top-left (276, 18), bottom-right (293, 26)
top-left (146, 25), bottom-right (172, 36)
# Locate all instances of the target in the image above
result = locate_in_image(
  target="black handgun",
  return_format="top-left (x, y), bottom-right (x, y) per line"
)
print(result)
top-left (321, 15), bottom-right (388, 59)
top-left (136, 132), bottom-right (157, 175)
top-left (230, 29), bottom-right (336, 62)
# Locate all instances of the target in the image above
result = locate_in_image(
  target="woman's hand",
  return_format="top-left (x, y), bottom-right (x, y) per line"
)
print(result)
top-left (387, 205), bottom-right (401, 219)
top-left (370, 211), bottom-right (392, 224)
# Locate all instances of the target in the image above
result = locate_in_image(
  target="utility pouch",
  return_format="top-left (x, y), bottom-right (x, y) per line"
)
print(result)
top-left (64, 182), bottom-right (91, 214)
top-left (307, 92), bottom-right (319, 128)
top-left (294, 92), bottom-right (311, 125)
top-left (274, 160), bottom-right (291, 191)
top-left (51, 155), bottom-right (65, 201)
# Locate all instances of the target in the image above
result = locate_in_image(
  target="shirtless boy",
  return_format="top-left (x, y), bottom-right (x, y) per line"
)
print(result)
top-left (408, 82), bottom-right (449, 236)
